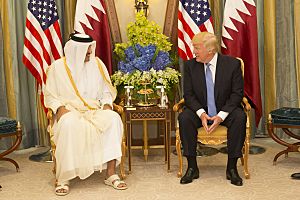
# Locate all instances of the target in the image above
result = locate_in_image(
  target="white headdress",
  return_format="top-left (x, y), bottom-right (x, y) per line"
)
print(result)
top-left (64, 33), bottom-right (96, 82)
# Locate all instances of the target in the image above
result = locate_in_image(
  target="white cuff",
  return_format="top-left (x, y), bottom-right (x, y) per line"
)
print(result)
top-left (218, 111), bottom-right (229, 121)
top-left (196, 108), bottom-right (206, 119)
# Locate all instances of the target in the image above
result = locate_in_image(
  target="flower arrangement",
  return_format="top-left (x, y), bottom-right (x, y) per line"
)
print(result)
top-left (111, 12), bottom-right (180, 102)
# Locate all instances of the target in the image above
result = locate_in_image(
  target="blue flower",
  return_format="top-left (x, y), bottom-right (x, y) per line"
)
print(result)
top-left (118, 61), bottom-right (135, 73)
top-left (143, 44), bottom-right (156, 59)
top-left (152, 51), bottom-right (172, 71)
top-left (135, 44), bottom-right (144, 55)
top-left (133, 55), bottom-right (151, 71)
top-left (124, 46), bottom-right (136, 62)
top-left (118, 44), bottom-right (172, 73)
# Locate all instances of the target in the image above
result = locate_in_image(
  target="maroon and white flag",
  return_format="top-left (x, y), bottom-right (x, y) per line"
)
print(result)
top-left (221, 0), bottom-right (262, 126)
top-left (74, 0), bottom-right (113, 74)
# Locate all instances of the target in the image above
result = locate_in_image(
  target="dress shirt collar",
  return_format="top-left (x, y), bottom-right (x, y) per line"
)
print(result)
top-left (206, 53), bottom-right (218, 69)
top-left (205, 53), bottom-right (218, 83)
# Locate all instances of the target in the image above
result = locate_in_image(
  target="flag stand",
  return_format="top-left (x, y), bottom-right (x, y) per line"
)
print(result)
top-left (195, 143), bottom-right (219, 157)
top-left (173, 142), bottom-right (219, 157)
top-left (29, 147), bottom-right (53, 163)
top-left (219, 145), bottom-right (266, 155)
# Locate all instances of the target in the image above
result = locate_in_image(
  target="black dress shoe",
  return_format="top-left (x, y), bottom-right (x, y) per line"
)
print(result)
top-left (291, 172), bottom-right (300, 179)
top-left (180, 168), bottom-right (199, 184)
top-left (226, 169), bottom-right (243, 186)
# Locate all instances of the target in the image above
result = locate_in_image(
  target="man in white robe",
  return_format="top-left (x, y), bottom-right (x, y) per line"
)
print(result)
top-left (44, 33), bottom-right (127, 195)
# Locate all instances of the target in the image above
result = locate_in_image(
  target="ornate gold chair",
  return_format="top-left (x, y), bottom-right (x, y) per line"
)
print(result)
top-left (47, 103), bottom-right (126, 184)
top-left (0, 117), bottom-right (22, 171)
top-left (173, 58), bottom-right (251, 179)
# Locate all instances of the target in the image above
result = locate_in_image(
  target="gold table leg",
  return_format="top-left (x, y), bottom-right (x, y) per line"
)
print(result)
top-left (143, 120), bottom-right (148, 161)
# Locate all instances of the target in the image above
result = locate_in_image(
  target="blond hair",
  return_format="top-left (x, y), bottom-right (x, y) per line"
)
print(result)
top-left (192, 32), bottom-right (219, 53)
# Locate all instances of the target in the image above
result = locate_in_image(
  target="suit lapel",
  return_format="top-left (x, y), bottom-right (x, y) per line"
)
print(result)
top-left (195, 62), bottom-right (207, 103)
top-left (214, 54), bottom-right (223, 101)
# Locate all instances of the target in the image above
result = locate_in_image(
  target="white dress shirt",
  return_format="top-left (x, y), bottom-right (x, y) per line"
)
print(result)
top-left (196, 53), bottom-right (229, 121)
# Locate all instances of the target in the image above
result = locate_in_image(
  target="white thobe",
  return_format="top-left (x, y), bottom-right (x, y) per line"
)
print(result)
top-left (44, 57), bottom-right (123, 183)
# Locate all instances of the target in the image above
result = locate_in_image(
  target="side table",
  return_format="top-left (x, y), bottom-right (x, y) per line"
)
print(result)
top-left (267, 107), bottom-right (300, 165)
top-left (0, 117), bottom-right (22, 171)
top-left (124, 106), bottom-right (172, 173)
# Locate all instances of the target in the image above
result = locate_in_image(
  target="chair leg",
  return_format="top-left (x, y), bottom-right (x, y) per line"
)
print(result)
top-left (243, 109), bottom-right (251, 179)
top-left (120, 136), bottom-right (127, 179)
top-left (243, 140), bottom-right (250, 179)
top-left (240, 157), bottom-right (244, 166)
top-left (240, 149), bottom-right (245, 166)
top-left (51, 149), bottom-right (56, 175)
top-left (175, 129), bottom-right (183, 177)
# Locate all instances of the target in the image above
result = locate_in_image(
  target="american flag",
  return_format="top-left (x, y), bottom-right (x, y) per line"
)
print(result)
top-left (23, 0), bottom-right (63, 89)
top-left (178, 0), bottom-right (214, 60)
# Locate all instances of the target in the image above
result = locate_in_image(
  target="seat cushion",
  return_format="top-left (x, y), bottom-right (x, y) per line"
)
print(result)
top-left (270, 107), bottom-right (300, 126)
top-left (198, 125), bottom-right (228, 145)
top-left (0, 117), bottom-right (17, 134)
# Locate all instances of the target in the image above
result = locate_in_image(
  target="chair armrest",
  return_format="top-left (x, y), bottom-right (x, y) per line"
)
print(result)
top-left (47, 109), bottom-right (55, 128)
top-left (173, 99), bottom-right (185, 113)
top-left (242, 97), bottom-right (251, 112)
top-left (46, 109), bottom-right (56, 150)
top-left (47, 109), bottom-right (53, 120)
top-left (113, 103), bottom-right (123, 115)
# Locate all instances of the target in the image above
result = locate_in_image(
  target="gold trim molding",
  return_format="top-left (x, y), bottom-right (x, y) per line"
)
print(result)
top-left (104, 0), bottom-right (122, 43)
top-left (163, 0), bottom-right (178, 49)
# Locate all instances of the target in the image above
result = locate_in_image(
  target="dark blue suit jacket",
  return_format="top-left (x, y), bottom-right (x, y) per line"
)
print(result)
top-left (183, 54), bottom-right (244, 115)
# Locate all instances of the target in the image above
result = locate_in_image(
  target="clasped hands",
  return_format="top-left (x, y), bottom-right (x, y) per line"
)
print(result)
top-left (200, 112), bottom-right (223, 134)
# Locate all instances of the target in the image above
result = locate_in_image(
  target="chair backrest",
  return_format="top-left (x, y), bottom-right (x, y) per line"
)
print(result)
top-left (236, 57), bottom-right (244, 77)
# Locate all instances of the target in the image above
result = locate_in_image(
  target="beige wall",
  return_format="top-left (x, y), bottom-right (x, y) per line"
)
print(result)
top-left (115, 0), bottom-right (167, 42)
top-left (114, 1), bottom-right (169, 138)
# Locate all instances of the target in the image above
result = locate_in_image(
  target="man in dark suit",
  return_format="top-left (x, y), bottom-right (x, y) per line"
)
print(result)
top-left (178, 32), bottom-right (246, 186)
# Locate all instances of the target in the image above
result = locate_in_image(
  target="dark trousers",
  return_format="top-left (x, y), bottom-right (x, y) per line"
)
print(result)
top-left (178, 107), bottom-right (246, 158)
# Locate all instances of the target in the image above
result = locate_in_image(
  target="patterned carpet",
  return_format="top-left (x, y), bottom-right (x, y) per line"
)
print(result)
top-left (1, 138), bottom-right (300, 200)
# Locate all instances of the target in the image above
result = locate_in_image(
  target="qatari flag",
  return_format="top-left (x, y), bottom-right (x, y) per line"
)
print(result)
top-left (221, 0), bottom-right (262, 126)
top-left (74, 0), bottom-right (113, 74)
